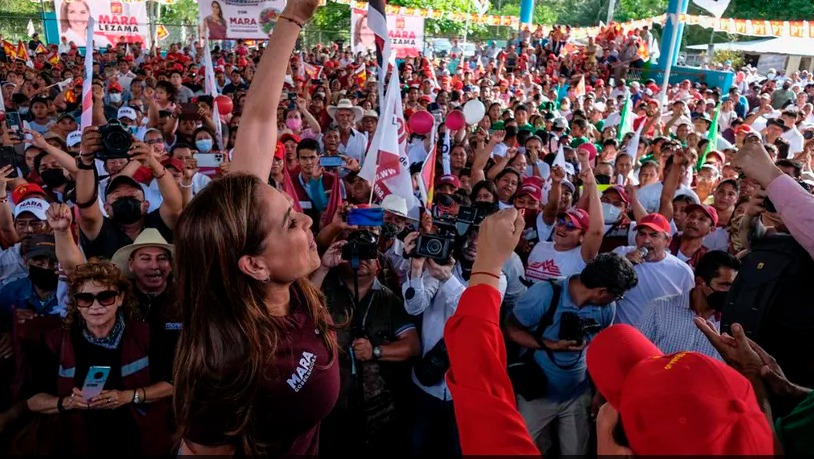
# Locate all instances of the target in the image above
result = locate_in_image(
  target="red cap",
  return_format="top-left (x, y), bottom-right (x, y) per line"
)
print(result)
top-left (12, 183), bottom-right (47, 203)
top-left (436, 174), bottom-right (461, 189)
top-left (123, 54), bottom-right (134, 62)
top-left (559, 208), bottom-right (590, 230)
top-left (637, 213), bottom-right (671, 233)
top-left (108, 82), bottom-right (123, 92)
top-left (587, 325), bottom-right (774, 455)
top-left (173, 63), bottom-right (184, 72)
top-left (161, 157), bottom-right (185, 172)
top-left (576, 142), bottom-right (598, 161)
top-left (279, 133), bottom-right (301, 145)
top-left (516, 183), bottom-right (543, 202)
top-left (274, 141), bottom-right (285, 160)
top-left (522, 175), bottom-right (545, 189)
top-left (734, 124), bottom-right (755, 135)
top-left (685, 203), bottom-right (719, 227)
top-left (602, 185), bottom-right (629, 204)
top-left (419, 95), bottom-right (432, 103)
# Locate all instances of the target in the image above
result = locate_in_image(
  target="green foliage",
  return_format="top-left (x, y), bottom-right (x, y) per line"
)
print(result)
top-left (161, 0), bottom-right (200, 25)
top-left (712, 49), bottom-right (744, 68)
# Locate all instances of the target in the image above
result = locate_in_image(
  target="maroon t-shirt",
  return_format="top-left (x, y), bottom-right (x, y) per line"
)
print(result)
top-left (185, 300), bottom-right (339, 456)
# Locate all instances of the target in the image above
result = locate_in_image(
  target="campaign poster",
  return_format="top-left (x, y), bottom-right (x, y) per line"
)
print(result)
top-left (55, 0), bottom-right (150, 47)
top-left (198, 0), bottom-right (288, 40)
top-left (350, 8), bottom-right (424, 59)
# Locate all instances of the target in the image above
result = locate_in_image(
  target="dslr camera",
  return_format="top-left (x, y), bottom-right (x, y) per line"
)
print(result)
top-left (341, 230), bottom-right (379, 266)
top-left (414, 201), bottom-right (496, 261)
top-left (97, 119), bottom-right (133, 160)
top-left (558, 312), bottom-right (602, 346)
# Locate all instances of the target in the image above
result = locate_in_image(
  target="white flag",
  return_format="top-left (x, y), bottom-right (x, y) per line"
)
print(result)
top-left (441, 131), bottom-right (451, 175)
top-left (625, 118), bottom-right (646, 158)
top-left (359, 71), bottom-right (417, 208)
top-left (202, 30), bottom-right (222, 150)
top-left (27, 19), bottom-right (35, 37)
top-left (692, 0), bottom-right (731, 18)
top-left (80, 18), bottom-right (96, 130)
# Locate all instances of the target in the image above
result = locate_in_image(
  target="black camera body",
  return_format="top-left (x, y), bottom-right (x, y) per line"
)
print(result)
top-left (558, 312), bottom-right (602, 346)
top-left (341, 230), bottom-right (379, 265)
top-left (413, 203), bottom-right (494, 261)
top-left (97, 120), bottom-right (133, 160)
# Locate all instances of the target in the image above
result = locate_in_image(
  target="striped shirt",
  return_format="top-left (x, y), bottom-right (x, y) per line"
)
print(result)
top-left (635, 293), bottom-right (723, 360)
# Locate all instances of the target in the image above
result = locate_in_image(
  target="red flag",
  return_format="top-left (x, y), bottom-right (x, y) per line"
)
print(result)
top-left (34, 43), bottom-right (48, 55)
top-left (2, 41), bottom-right (16, 60)
top-left (418, 127), bottom-right (438, 207)
top-left (353, 65), bottom-right (367, 87)
top-left (320, 174), bottom-right (344, 229)
top-left (16, 41), bottom-right (32, 67)
top-left (282, 166), bottom-right (303, 213)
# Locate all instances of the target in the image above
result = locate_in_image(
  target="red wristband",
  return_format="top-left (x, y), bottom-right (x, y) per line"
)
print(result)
top-left (471, 271), bottom-right (501, 280)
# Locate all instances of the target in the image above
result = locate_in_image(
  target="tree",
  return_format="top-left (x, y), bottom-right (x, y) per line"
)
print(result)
top-left (161, 0), bottom-right (200, 25)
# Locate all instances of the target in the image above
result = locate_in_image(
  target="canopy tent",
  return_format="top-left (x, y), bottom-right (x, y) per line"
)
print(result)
top-left (686, 37), bottom-right (814, 57)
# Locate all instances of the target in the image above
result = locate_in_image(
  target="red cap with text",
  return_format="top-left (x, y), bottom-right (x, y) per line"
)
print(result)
top-left (587, 325), bottom-right (774, 455)
top-left (637, 213), bottom-right (671, 234)
top-left (515, 183), bottom-right (542, 202)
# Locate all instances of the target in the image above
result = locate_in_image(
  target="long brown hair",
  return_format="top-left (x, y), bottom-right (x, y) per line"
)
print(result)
top-left (172, 173), bottom-right (337, 456)
top-left (65, 260), bottom-right (139, 328)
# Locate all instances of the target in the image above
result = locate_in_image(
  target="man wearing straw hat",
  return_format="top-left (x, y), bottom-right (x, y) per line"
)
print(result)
top-left (327, 98), bottom-right (367, 162)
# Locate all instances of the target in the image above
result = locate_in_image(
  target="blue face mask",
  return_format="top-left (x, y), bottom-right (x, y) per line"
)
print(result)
top-left (128, 125), bottom-right (138, 135)
top-left (196, 138), bottom-right (213, 153)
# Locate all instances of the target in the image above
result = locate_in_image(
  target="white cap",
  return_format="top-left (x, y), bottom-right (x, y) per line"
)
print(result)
top-left (66, 130), bottom-right (82, 148)
top-left (117, 106), bottom-right (137, 120)
top-left (14, 198), bottom-right (49, 220)
top-left (381, 194), bottom-right (412, 219)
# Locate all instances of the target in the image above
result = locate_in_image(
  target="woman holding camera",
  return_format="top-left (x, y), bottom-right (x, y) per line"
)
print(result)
top-left (172, 1), bottom-right (339, 456)
top-left (15, 261), bottom-right (174, 455)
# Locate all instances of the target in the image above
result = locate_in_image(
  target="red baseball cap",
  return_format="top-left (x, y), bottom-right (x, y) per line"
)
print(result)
top-left (522, 175), bottom-right (545, 189)
top-left (734, 124), bottom-right (756, 135)
top-left (274, 141), bottom-right (285, 160)
top-left (436, 174), bottom-right (461, 189)
top-left (602, 185), bottom-right (629, 205)
top-left (12, 183), bottom-right (48, 203)
top-left (577, 142), bottom-right (598, 161)
top-left (161, 157), bottom-right (185, 172)
top-left (637, 213), bottom-right (671, 234)
top-left (516, 183), bottom-right (543, 202)
top-left (685, 203), bottom-right (719, 227)
top-left (279, 133), bottom-right (301, 145)
top-left (558, 208), bottom-right (590, 230)
top-left (587, 325), bottom-right (774, 455)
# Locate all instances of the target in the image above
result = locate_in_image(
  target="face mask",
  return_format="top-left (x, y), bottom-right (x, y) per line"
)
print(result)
top-left (706, 289), bottom-right (728, 312)
top-left (602, 202), bottom-right (623, 224)
top-left (40, 169), bottom-right (68, 188)
top-left (109, 93), bottom-right (122, 104)
top-left (128, 125), bottom-right (138, 135)
top-left (595, 174), bottom-right (612, 185)
top-left (19, 107), bottom-right (29, 115)
top-left (29, 265), bottom-right (58, 291)
top-left (110, 197), bottom-right (144, 225)
top-left (380, 222), bottom-right (400, 240)
top-left (196, 138), bottom-right (213, 153)
top-left (286, 118), bottom-right (302, 131)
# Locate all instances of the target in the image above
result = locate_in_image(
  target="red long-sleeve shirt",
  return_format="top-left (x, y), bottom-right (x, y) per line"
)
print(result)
top-left (444, 284), bottom-right (540, 456)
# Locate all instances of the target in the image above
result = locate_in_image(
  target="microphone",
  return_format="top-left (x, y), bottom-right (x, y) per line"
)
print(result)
top-left (635, 246), bottom-right (649, 263)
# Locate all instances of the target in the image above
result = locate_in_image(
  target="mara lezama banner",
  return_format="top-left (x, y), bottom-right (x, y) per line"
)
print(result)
top-left (350, 8), bottom-right (424, 59)
top-left (198, 0), bottom-right (287, 40)
top-left (55, 0), bottom-right (150, 47)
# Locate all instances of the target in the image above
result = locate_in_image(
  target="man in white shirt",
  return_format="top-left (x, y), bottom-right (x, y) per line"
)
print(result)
top-left (779, 109), bottom-right (806, 155)
top-left (326, 99), bottom-right (368, 162)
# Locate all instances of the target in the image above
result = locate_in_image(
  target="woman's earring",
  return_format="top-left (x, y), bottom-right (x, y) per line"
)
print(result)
top-left (263, 275), bottom-right (271, 284)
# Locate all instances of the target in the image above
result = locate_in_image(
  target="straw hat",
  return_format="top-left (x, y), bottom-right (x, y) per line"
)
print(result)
top-left (111, 228), bottom-right (174, 277)
top-left (327, 98), bottom-right (364, 122)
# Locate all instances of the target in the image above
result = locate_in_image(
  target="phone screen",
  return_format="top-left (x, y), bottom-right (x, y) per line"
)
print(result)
top-left (319, 156), bottom-right (344, 168)
top-left (6, 112), bottom-right (22, 134)
top-left (0, 147), bottom-right (19, 178)
top-left (347, 207), bottom-right (384, 227)
top-left (81, 366), bottom-right (111, 400)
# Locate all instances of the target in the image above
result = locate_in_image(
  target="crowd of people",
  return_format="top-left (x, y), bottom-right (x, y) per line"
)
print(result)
top-left (0, 0), bottom-right (813, 455)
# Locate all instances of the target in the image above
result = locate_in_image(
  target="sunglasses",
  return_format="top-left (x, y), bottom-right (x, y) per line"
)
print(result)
top-left (74, 290), bottom-right (120, 308)
top-left (555, 217), bottom-right (579, 231)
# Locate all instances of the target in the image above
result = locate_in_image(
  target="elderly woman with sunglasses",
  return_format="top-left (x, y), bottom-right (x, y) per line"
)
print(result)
top-left (13, 261), bottom-right (174, 455)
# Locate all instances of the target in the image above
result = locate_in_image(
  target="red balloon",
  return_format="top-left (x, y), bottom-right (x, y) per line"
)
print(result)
top-left (408, 110), bottom-right (434, 135)
top-left (215, 95), bottom-right (233, 115)
top-left (446, 110), bottom-right (466, 131)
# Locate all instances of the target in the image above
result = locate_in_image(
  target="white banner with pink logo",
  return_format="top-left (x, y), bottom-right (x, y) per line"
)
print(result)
top-left (350, 7), bottom-right (424, 59)
top-left (55, 0), bottom-right (151, 48)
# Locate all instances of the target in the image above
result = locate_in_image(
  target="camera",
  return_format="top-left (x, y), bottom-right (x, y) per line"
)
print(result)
top-left (341, 230), bottom-right (379, 266)
top-left (558, 312), bottom-right (602, 346)
top-left (97, 120), bottom-right (133, 159)
top-left (414, 201), bottom-right (497, 261)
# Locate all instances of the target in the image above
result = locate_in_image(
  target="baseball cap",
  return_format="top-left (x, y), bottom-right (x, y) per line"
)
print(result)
top-left (577, 142), bottom-right (598, 161)
top-left (587, 324), bottom-right (774, 455)
top-left (279, 133), bottom-right (301, 145)
top-left (558, 208), bottom-right (590, 230)
top-left (161, 157), bottom-right (185, 172)
top-left (14, 198), bottom-right (49, 220)
top-left (106, 175), bottom-right (143, 197)
top-left (66, 130), bottom-right (83, 148)
top-left (561, 179), bottom-right (576, 194)
top-left (637, 213), bottom-right (671, 233)
top-left (117, 106), bottom-right (137, 121)
top-left (12, 183), bottom-right (48, 203)
top-left (515, 183), bottom-right (542, 202)
top-left (552, 117), bottom-right (568, 130)
top-left (26, 233), bottom-right (57, 260)
top-left (685, 203), bottom-right (719, 227)
top-left (436, 174), bottom-right (461, 189)
top-left (602, 185), bottom-right (629, 204)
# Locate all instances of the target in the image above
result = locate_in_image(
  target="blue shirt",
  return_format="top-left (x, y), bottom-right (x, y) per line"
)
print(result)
top-left (512, 278), bottom-right (615, 402)
top-left (0, 277), bottom-right (60, 329)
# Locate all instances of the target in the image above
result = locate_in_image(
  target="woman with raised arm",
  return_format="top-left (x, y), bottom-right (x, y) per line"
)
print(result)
top-left (172, 1), bottom-right (339, 457)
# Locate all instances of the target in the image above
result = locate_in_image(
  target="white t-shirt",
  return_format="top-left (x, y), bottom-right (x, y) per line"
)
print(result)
top-left (781, 127), bottom-right (805, 155)
top-left (636, 182), bottom-right (700, 214)
top-left (526, 242), bottom-right (586, 282)
top-left (702, 226), bottom-right (730, 252)
top-left (611, 246), bottom-right (695, 325)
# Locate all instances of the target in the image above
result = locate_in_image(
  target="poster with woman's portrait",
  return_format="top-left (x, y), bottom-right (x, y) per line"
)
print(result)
top-left (198, 0), bottom-right (287, 39)
top-left (350, 8), bottom-right (424, 58)
top-left (55, 0), bottom-right (150, 48)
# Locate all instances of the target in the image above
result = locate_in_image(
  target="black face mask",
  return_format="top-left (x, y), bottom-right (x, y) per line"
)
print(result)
top-left (40, 169), bottom-right (68, 188)
top-left (706, 289), bottom-right (729, 312)
top-left (110, 197), bottom-right (144, 225)
top-left (380, 222), bottom-right (401, 240)
top-left (29, 265), bottom-right (58, 291)
top-left (595, 174), bottom-right (612, 185)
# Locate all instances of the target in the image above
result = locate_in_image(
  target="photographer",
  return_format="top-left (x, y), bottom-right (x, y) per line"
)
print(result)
top-left (75, 127), bottom-right (182, 260)
top-left (503, 253), bottom-right (637, 455)
top-left (311, 238), bottom-right (420, 455)
top-left (400, 210), bottom-right (508, 456)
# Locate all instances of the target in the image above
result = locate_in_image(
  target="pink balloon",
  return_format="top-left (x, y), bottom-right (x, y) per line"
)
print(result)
top-left (446, 110), bottom-right (466, 131)
top-left (408, 110), bottom-right (434, 135)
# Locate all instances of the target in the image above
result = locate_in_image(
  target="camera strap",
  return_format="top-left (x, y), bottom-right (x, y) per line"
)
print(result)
top-left (536, 280), bottom-right (584, 370)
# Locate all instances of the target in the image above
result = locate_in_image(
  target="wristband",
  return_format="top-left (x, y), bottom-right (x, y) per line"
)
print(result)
top-left (153, 167), bottom-right (167, 180)
top-left (76, 157), bottom-right (96, 170)
top-left (471, 271), bottom-right (501, 280)
top-left (279, 15), bottom-right (304, 28)
top-left (57, 396), bottom-right (66, 413)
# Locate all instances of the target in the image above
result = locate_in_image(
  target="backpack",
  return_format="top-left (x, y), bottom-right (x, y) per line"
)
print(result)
top-left (721, 235), bottom-right (814, 388)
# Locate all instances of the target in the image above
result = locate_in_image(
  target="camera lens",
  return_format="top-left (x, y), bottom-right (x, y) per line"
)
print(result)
top-left (425, 239), bottom-right (443, 256)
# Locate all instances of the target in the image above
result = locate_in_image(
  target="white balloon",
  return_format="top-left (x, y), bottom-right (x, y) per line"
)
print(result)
top-left (462, 99), bottom-right (486, 125)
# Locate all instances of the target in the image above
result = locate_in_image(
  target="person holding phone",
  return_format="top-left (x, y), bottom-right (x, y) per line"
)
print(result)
top-left (15, 261), bottom-right (174, 455)
top-left (289, 138), bottom-right (342, 230)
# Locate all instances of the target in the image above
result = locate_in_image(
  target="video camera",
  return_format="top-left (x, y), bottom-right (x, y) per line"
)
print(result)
top-left (558, 312), bottom-right (602, 346)
top-left (414, 201), bottom-right (498, 261)
top-left (341, 230), bottom-right (379, 268)
top-left (97, 119), bottom-right (133, 160)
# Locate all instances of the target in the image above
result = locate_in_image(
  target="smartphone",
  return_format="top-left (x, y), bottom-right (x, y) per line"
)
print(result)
top-left (287, 92), bottom-right (297, 110)
top-left (6, 111), bottom-right (23, 135)
top-left (347, 207), bottom-right (384, 227)
top-left (311, 79), bottom-right (323, 85)
top-left (319, 155), bottom-right (344, 168)
top-left (196, 152), bottom-right (224, 178)
top-left (0, 147), bottom-right (19, 178)
top-left (179, 103), bottom-right (201, 121)
top-left (81, 366), bottom-right (111, 400)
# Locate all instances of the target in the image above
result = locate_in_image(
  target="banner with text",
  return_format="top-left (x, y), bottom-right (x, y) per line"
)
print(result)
top-left (350, 7), bottom-right (424, 59)
top-left (55, 0), bottom-right (150, 47)
top-left (198, 0), bottom-right (287, 40)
